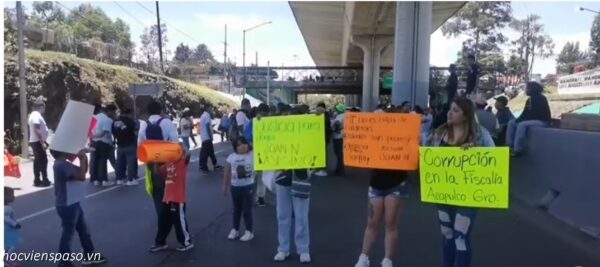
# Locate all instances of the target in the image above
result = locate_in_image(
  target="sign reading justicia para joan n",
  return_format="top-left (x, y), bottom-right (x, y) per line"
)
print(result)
top-left (558, 68), bottom-right (600, 95)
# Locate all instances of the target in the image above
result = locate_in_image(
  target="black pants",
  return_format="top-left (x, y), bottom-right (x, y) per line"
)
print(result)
top-left (231, 184), bottom-right (254, 232)
top-left (91, 142), bottom-right (112, 183)
top-left (56, 203), bottom-right (95, 255)
top-left (155, 202), bottom-right (192, 246)
top-left (148, 163), bottom-right (165, 217)
top-left (199, 140), bottom-right (217, 171)
top-left (30, 141), bottom-right (49, 183)
top-left (333, 138), bottom-right (344, 174)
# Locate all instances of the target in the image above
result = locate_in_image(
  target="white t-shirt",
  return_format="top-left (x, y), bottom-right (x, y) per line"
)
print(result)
top-left (28, 111), bottom-right (48, 143)
top-left (92, 113), bottom-right (113, 145)
top-left (137, 115), bottom-right (179, 143)
top-left (236, 111), bottom-right (250, 127)
top-left (333, 113), bottom-right (345, 139)
top-left (226, 152), bottom-right (255, 187)
top-left (179, 117), bottom-right (192, 138)
top-left (200, 112), bottom-right (213, 141)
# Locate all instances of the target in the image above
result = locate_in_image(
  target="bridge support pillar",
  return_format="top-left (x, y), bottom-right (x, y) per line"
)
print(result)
top-left (392, 1), bottom-right (432, 108)
top-left (352, 35), bottom-right (393, 112)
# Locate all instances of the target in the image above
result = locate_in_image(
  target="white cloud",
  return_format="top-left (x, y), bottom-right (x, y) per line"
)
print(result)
top-left (430, 30), bottom-right (467, 67)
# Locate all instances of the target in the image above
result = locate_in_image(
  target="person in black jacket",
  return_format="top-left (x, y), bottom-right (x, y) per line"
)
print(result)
top-left (505, 81), bottom-right (551, 157)
top-left (445, 64), bottom-right (458, 104)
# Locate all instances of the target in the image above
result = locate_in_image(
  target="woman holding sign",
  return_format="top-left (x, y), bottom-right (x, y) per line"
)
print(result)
top-left (424, 97), bottom-right (494, 267)
top-left (354, 107), bottom-right (409, 267)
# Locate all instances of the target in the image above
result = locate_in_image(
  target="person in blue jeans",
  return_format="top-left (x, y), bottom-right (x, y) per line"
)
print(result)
top-left (505, 81), bottom-right (551, 157)
top-left (424, 97), bottom-right (495, 267)
top-left (51, 148), bottom-right (107, 267)
top-left (112, 108), bottom-right (139, 186)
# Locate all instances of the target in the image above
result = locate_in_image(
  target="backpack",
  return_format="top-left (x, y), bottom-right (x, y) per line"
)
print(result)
top-left (229, 113), bottom-right (240, 140)
top-left (146, 118), bottom-right (165, 141)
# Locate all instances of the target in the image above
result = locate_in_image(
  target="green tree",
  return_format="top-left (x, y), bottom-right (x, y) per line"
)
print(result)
top-left (509, 14), bottom-right (554, 80)
top-left (589, 14), bottom-right (600, 67)
top-left (32, 1), bottom-right (65, 24)
top-left (442, 2), bottom-right (512, 58)
top-left (191, 44), bottom-right (215, 64)
top-left (556, 42), bottom-right (587, 74)
top-left (173, 43), bottom-right (192, 63)
top-left (4, 8), bottom-right (17, 55)
top-left (506, 55), bottom-right (526, 76)
top-left (140, 24), bottom-right (168, 69)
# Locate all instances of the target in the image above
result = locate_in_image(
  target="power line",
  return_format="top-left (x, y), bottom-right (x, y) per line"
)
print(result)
top-left (113, 1), bottom-right (146, 28)
top-left (134, 1), bottom-right (201, 44)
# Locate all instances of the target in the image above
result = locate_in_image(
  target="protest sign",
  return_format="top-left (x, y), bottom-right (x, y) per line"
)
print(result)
top-left (419, 147), bottom-right (509, 209)
top-left (253, 114), bottom-right (325, 170)
top-left (50, 100), bottom-right (94, 154)
top-left (344, 113), bottom-right (421, 170)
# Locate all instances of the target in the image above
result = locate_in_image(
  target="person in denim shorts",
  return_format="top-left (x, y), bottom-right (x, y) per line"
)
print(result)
top-left (355, 168), bottom-right (409, 267)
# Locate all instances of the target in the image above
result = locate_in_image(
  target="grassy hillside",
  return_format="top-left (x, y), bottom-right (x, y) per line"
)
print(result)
top-left (3, 49), bottom-right (236, 153)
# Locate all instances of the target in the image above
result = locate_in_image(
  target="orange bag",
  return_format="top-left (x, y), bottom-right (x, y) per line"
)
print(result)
top-left (137, 141), bottom-right (183, 163)
top-left (4, 151), bottom-right (21, 178)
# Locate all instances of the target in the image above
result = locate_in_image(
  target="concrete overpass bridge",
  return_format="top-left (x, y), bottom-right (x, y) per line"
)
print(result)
top-left (287, 1), bottom-right (466, 111)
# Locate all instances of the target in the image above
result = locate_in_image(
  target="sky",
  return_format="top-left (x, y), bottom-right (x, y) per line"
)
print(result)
top-left (7, 1), bottom-right (600, 76)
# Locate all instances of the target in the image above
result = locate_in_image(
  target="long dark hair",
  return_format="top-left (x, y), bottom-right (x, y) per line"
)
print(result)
top-left (434, 97), bottom-right (479, 145)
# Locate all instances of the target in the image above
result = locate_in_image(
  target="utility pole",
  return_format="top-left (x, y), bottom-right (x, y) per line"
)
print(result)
top-left (255, 51), bottom-right (258, 67)
top-left (224, 24), bottom-right (230, 94)
top-left (267, 60), bottom-right (270, 106)
top-left (156, 1), bottom-right (164, 73)
top-left (17, 2), bottom-right (29, 158)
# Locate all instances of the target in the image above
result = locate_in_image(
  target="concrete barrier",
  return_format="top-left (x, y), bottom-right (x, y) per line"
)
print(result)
top-left (510, 127), bottom-right (600, 237)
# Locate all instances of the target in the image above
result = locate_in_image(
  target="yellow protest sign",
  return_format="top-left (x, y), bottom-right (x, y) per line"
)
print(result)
top-left (344, 112), bottom-right (421, 170)
top-left (419, 147), bottom-right (510, 209)
top-left (253, 114), bottom-right (326, 171)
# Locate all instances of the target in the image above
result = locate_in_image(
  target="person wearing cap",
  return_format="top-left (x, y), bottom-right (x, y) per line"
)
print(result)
top-left (493, 96), bottom-right (515, 146)
top-left (474, 94), bottom-right (499, 139)
top-left (332, 103), bottom-right (346, 176)
top-left (28, 98), bottom-right (51, 187)
top-left (506, 81), bottom-right (551, 157)
top-left (199, 105), bottom-right (224, 175)
top-left (91, 104), bottom-right (118, 187)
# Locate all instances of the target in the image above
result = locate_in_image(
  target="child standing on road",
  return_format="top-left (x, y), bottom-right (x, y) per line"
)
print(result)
top-left (222, 137), bottom-right (255, 242)
top-left (149, 151), bottom-right (194, 253)
top-left (5, 186), bottom-right (21, 267)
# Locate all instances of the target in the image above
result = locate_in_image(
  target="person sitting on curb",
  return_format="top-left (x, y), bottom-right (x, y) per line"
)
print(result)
top-left (505, 81), bottom-right (551, 157)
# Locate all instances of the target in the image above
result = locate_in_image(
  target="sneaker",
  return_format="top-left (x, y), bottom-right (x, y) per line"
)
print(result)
top-left (314, 170), bottom-right (328, 177)
top-left (257, 197), bottom-right (266, 207)
top-left (200, 170), bottom-right (210, 176)
top-left (355, 254), bottom-right (370, 267)
top-left (33, 180), bottom-right (43, 187)
top-left (510, 150), bottom-right (522, 157)
top-left (93, 181), bottom-right (101, 186)
top-left (273, 252), bottom-right (290, 262)
top-left (299, 253), bottom-right (311, 263)
top-left (239, 231), bottom-right (254, 242)
top-left (149, 244), bottom-right (168, 253)
top-left (227, 229), bottom-right (239, 240)
top-left (41, 180), bottom-right (52, 187)
top-left (102, 181), bottom-right (115, 187)
top-left (381, 258), bottom-right (393, 267)
top-left (116, 180), bottom-right (124, 185)
top-left (126, 180), bottom-right (139, 186)
top-left (81, 255), bottom-right (107, 265)
top-left (176, 243), bottom-right (194, 252)
top-left (214, 165), bottom-right (224, 171)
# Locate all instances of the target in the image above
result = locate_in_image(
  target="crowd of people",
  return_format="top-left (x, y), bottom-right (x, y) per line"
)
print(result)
top-left (4, 75), bottom-right (554, 267)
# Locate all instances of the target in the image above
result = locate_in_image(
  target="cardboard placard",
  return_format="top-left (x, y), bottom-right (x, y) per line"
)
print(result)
top-left (253, 114), bottom-right (326, 171)
top-left (50, 100), bottom-right (94, 154)
top-left (419, 147), bottom-right (510, 209)
top-left (344, 113), bottom-right (421, 170)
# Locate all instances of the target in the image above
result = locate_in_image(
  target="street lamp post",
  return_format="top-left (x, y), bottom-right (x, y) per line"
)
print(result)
top-left (578, 6), bottom-right (600, 14)
top-left (243, 21), bottom-right (272, 97)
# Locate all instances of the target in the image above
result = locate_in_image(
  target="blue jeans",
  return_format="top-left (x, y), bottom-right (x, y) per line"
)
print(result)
top-left (116, 144), bottom-right (137, 182)
top-left (56, 203), bottom-right (95, 255)
top-left (276, 184), bottom-right (310, 254)
top-left (231, 184), bottom-right (254, 232)
top-left (181, 136), bottom-right (191, 152)
top-left (505, 119), bottom-right (547, 152)
top-left (437, 205), bottom-right (477, 267)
